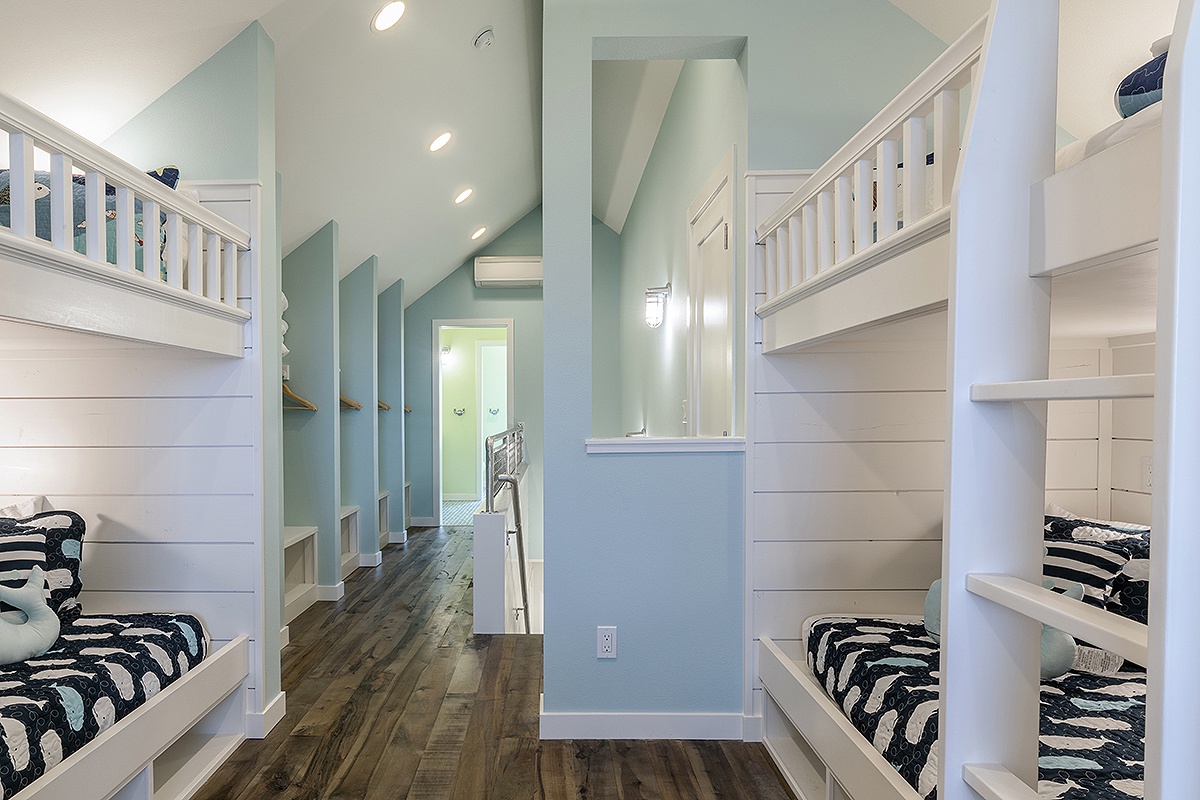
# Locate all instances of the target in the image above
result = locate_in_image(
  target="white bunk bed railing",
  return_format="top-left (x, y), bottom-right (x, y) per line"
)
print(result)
top-left (0, 90), bottom-right (251, 317)
top-left (754, 18), bottom-right (984, 313)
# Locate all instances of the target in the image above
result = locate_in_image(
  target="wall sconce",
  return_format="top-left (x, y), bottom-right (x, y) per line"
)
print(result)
top-left (645, 283), bottom-right (670, 329)
top-left (441, 345), bottom-right (451, 367)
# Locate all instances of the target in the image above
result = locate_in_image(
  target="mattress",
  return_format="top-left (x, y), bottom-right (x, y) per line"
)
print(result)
top-left (804, 616), bottom-right (1145, 800)
top-left (1055, 103), bottom-right (1162, 172)
top-left (0, 612), bottom-right (208, 797)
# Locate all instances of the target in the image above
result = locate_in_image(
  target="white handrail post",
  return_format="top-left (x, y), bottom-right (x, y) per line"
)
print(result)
top-left (187, 223), bottom-right (203, 294)
top-left (817, 190), bottom-right (834, 271)
top-left (115, 187), bottom-right (136, 272)
top-left (802, 204), bottom-right (818, 280)
top-left (206, 233), bottom-right (222, 300)
top-left (223, 241), bottom-right (238, 306)
top-left (853, 159), bottom-right (872, 254)
top-left (834, 175), bottom-right (853, 262)
top-left (165, 213), bottom-right (184, 289)
top-left (934, 89), bottom-right (962, 209)
top-left (764, 231), bottom-right (778, 299)
top-left (85, 171), bottom-right (107, 263)
top-left (787, 215), bottom-right (803, 287)
top-left (9, 132), bottom-right (36, 239)
top-left (776, 222), bottom-right (791, 295)
top-left (49, 154), bottom-right (73, 251)
top-left (876, 138), bottom-right (899, 241)
top-left (142, 200), bottom-right (161, 280)
top-left (903, 116), bottom-right (928, 224)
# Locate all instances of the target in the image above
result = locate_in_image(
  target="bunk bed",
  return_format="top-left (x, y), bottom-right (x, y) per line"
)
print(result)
top-left (752, 0), bottom-right (1198, 797)
top-left (0, 88), bottom-right (262, 800)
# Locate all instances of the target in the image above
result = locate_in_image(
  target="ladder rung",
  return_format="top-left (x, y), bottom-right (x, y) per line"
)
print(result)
top-left (966, 574), bottom-right (1148, 666)
top-left (963, 764), bottom-right (1040, 800)
top-left (970, 374), bottom-right (1154, 402)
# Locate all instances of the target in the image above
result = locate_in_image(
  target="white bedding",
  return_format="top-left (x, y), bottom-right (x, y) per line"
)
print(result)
top-left (1055, 103), bottom-right (1163, 172)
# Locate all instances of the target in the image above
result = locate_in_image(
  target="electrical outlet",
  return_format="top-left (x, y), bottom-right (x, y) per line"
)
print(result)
top-left (597, 626), bottom-right (617, 659)
top-left (1142, 457), bottom-right (1154, 491)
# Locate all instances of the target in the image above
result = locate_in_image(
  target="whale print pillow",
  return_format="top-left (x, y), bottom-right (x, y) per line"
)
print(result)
top-left (0, 511), bottom-right (85, 622)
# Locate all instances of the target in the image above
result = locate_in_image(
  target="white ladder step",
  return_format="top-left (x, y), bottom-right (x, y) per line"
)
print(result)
top-left (963, 764), bottom-right (1040, 800)
top-left (966, 574), bottom-right (1148, 666)
top-left (970, 373), bottom-right (1154, 402)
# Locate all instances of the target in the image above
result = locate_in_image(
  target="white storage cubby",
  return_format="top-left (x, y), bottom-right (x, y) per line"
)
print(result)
top-left (339, 505), bottom-right (360, 579)
top-left (378, 491), bottom-right (390, 550)
top-left (282, 525), bottom-right (319, 624)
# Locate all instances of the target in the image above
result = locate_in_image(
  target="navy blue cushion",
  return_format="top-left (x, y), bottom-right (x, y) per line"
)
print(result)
top-left (1116, 51), bottom-right (1167, 118)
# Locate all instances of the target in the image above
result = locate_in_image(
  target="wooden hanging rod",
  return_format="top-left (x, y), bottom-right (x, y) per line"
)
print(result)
top-left (282, 383), bottom-right (318, 412)
top-left (378, 400), bottom-right (392, 411)
top-left (340, 394), bottom-right (363, 411)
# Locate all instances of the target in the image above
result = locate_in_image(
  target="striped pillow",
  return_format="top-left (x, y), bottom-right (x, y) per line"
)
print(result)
top-left (0, 511), bottom-right (85, 622)
top-left (1043, 539), bottom-right (1129, 607)
top-left (0, 530), bottom-right (48, 614)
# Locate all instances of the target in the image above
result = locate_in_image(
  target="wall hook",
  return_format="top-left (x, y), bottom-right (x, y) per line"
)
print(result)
top-left (489, 407), bottom-right (500, 416)
top-left (454, 408), bottom-right (466, 416)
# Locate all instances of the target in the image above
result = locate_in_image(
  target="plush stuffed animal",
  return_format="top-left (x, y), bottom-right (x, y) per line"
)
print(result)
top-left (0, 568), bottom-right (61, 664)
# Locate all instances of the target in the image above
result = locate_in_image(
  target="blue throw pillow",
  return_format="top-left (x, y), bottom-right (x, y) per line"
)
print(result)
top-left (1116, 51), bottom-right (1167, 118)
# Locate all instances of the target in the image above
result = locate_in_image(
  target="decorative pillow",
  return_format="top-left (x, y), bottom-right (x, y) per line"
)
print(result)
top-left (1110, 565), bottom-right (1150, 625)
top-left (1116, 51), bottom-right (1167, 119)
top-left (0, 496), bottom-right (46, 520)
top-left (0, 567), bottom-right (61, 664)
top-left (0, 512), bottom-right (85, 623)
top-left (1042, 537), bottom-right (1129, 607)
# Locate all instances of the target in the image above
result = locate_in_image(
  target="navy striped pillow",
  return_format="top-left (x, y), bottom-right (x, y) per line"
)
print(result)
top-left (0, 511), bottom-right (85, 621)
top-left (0, 531), bottom-right (48, 612)
top-left (1044, 539), bottom-right (1129, 607)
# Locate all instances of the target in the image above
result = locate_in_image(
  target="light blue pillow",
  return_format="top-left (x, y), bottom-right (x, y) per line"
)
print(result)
top-left (0, 567), bottom-right (60, 664)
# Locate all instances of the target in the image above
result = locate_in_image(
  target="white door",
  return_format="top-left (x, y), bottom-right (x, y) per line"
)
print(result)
top-left (478, 341), bottom-right (508, 495)
top-left (688, 149), bottom-right (736, 437)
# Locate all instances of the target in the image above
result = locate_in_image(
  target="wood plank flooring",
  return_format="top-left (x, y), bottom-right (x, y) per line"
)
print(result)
top-left (195, 526), bottom-right (795, 799)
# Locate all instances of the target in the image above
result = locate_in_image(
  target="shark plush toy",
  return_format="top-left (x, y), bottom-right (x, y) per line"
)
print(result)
top-left (0, 568), bottom-right (60, 664)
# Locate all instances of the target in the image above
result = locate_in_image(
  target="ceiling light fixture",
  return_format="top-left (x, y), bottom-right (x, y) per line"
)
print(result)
top-left (454, 188), bottom-right (473, 204)
top-left (372, 1), bottom-right (405, 32)
top-left (471, 227), bottom-right (487, 241)
top-left (429, 132), bottom-right (452, 152)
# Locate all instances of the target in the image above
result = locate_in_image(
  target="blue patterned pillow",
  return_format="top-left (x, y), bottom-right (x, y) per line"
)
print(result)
top-left (1116, 51), bottom-right (1167, 119)
top-left (0, 512), bottom-right (85, 623)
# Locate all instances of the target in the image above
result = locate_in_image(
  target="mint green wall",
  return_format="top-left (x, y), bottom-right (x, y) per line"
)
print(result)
top-left (340, 257), bottom-right (380, 554)
top-left (542, 1), bottom-right (944, 718)
top-left (439, 327), bottom-right (507, 498)
top-left (591, 219), bottom-right (622, 437)
top-left (282, 221), bottom-right (341, 587)
top-left (103, 22), bottom-right (284, 713)
top-left (378, 280), bottom-right (406, 532)
top-left (405, 206), bottom-right (545, 558)
top-left (617, 59), bottom-right (747, 438)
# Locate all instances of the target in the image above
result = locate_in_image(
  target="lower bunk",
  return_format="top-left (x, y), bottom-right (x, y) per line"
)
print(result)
top-left (760, 617), bottom-right (1144, 800)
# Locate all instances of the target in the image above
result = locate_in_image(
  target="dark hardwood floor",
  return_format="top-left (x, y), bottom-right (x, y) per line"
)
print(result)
top-left (195, 526), bottom-right (795, 799)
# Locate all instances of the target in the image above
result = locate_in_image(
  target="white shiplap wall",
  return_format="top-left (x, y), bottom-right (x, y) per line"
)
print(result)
top-left (1109, 337), bottom-right (1155, 524)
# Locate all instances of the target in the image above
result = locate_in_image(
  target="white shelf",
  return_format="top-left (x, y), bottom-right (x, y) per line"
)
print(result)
top-left (966, 574), bottom-right (1148, 666)
top-left (962, 764), bottom-right (1041, 800)
top-left (282, 525), bottom-right (318, 550)
top-left (585, 436), bottom-right (746, 454)
top-left (152, 730), bottom-right (243, 800)
top-left (340, 505), bottom-right (360, 520)
top-left (970, 373), bottom-right (1154, 402)
top-left (379, 491), bottom-right (389, 500)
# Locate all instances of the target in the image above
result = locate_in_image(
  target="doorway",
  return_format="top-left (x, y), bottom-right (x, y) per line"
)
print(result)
top-left (433, 319), bottom-right (514, 526)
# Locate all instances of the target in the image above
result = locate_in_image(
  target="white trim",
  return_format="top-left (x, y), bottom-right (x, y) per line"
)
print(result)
top-left (585, 436), bottom-right (745, 454)
top-left (442, 493), bottom-right (480, 502)
top-left (539, 695), bottom-right (744, 740)
top-left (245, 690), bottom-right (286, 739)
top-left (358, 551), bottom-right (383, 568)
top-left (279, 626), bottom-right (290, 649)
top-left (389, 530), bottom-right (409, 544)
top-left (410, 516), bottom-right (437, 527)
top-left (742, 714), bottom-right (764, 742)
top-left (315, 582), bottom-right (345, 601)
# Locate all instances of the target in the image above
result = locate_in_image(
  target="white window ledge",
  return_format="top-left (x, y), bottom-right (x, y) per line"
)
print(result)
top-left (585, 437), bottom-right (746, 454)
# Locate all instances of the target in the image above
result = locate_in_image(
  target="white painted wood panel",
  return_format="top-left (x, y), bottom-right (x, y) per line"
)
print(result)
top-left (1047, 400), bottom-right (1099, 439)
top-left (1111, 490), bottom-right (1152, 526)
top-left (0, 446), bottom-right (255, 495)
top-left (1050, 348), bottom-right (1101, 378)
top-left (1113, 399), bottom-right (1155, 441)
top-left (1045, 440), bottom-right (1099, 490)
top-left (0, 398), bottom-right (254, 447)
top-left (1111, 438), bottom-right (1154, 492)
top-left (755, 541), bottom-right (941, 591)
top-left (0, 354), bottom-right (256, 397)
top-left (754, 349), bottom-right (946, 394)
top-left (754, 392), bottom-right (943, 443)
top-left (753, 591), bottom-right (929, 640)
top-left (22, 495), bottom-right (260, 544)
top-left (1045, 489), bottom-right (1100, 517)
top-left (81, 591), bottom-right (255, 642)
top-left (753, 491), bottom-right (942, 541)
top-left (1113, 342), bottom-right (1155, 375)
top-left (755, 442), bottom-right (945, 492)
top-left (81, 542), bottom-right (256, 592)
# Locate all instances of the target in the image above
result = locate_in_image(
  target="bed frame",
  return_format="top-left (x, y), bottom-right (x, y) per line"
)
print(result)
top-left (754, 0), bottom-right (1200, 797)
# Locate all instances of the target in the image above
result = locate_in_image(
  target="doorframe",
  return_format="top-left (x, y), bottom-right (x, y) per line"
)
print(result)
top-left (432, 318), bottom-right (515, 526)
top-left (686, 146), bottom-right (737, 437)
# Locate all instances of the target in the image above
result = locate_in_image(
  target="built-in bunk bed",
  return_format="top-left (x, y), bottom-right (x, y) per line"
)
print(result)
top-left (750, 0), bottom-right (1198, 797)
top-left (0, 88), bottom-right (274, 800)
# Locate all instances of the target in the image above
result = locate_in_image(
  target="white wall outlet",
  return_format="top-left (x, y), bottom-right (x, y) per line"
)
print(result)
top-left (597, 626), bottom-right (617, 659)
top-left (1142, 456), bottom-right (1154, 491)
top-left (282, 364), bottom-right (291, 381)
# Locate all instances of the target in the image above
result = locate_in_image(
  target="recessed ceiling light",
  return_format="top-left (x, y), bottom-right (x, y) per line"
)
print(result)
top-left (372, 1), bottom-right (405, 32)
top-left (454, 188), bottom-right (473, 204)
top-left (471, 227), bottom-right (487, 241)
top-left (429, 132), bottom-right (452, 152)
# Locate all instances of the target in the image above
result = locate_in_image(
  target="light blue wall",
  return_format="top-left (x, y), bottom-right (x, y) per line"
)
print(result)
top-left (340, 257), bottom-right (381, 555)
top-left (404, 206), bottom-right (545, 557)
top-left (282, 221), bottom-right (342, 587)
top-left (542, 1), bottom-right (944, 717)
top-left (591, 219), bottom-right (622, 437)
top-left (103, 22), bottom-right (284, 707)
top-left (378, 280), bottom-right (406, 533)
top-left (616, 59), bottom-right (747, 438)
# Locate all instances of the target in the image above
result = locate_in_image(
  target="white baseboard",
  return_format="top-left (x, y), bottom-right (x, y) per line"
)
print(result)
top-left (279, 626), bottom-right (290, 649)
top-left (247, 691), bottom-right (286, 739)
top-left (443, 493), bottom-right (478, 502)
top-left (742, 714), bottom-right (764, 742)
top-left (411, 516), bottom-right (436, 527)
top-left (538, 695), bottom-right (744, 740)
top-left (389, 530), bottom-right (408, 544)
top-left (359, 551), bottom-right (383, 568)
top-left (316, 582), bottom-right (344, 601)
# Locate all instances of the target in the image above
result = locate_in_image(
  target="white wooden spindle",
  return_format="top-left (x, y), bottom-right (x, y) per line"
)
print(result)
top-left (49, 154), bottom-right (73, 251)
top-left (802, 203), bottom-right (818, 280)
top-left (853, 159), bottom-right (873, 254)
top-left (787, 215), bottom-right (803, 287)
top-left (834, 175), bottom-right (853, 262)
top-left (876, 138), bottom-right (899, 241)
top-left (115, 187), bottom-right (135, 271)
top-left (817, 191), bottom-right (834, 271)
top-left (206, 232), bottom-right (221, 299)
top-left (142, 200), bottom-right (161, 280)
top-left (187, 223), bottom-right (203, 294)
top-left (903, 116), bottom-right (928, 224)
top-left (765, 231), bottom-right (778, 299)
top-left (165, 213), bottom-right (184, 288)
top-left (222, 241), bottom-right (238, 305)
top-left (776, 223), bottom-right (791, 294)
top-left (85, 171), bottom-right (106, 263)
top-left (8, 132), bottom-right (35, 238)
top-left (934, 88), bottom-right (962, 209)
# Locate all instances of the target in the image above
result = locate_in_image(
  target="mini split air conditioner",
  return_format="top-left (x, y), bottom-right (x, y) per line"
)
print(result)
top-left (474, 256), bottom-right (542, 288)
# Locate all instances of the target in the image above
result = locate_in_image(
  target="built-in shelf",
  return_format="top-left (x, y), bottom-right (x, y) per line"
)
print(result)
top-left (152, 729), bottom-right (243, 800)
top-left (970, 373), bottom-right (1154, 402)
top-left (282, 526), bottom-right (319, 623)
top-left (282, 525), bottom-right (318, 550)
top-left (962, 764), bottom-right (1041, 800)
top-left (966, 573), bottom-right (1148, 666)
top-left (339, 506), bottom-right (360, 580)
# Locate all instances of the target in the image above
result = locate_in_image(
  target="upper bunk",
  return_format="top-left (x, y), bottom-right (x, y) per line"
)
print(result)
top-left (755, 16), bottom-right (1163, 353)
top-left (0, 90), bottom-right (253, 358)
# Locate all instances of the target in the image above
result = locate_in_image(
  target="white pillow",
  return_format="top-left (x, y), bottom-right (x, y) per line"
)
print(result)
top-left (0, 496), bottom-right (47, 520)
top-left (1045, 502), bottom-right (1149, 532)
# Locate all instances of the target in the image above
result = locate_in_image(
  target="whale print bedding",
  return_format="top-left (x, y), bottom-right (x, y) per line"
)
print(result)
top-left (0, 612), bottom-right (208, 796)
top-left (805, 616), bottom-right (1145, 800)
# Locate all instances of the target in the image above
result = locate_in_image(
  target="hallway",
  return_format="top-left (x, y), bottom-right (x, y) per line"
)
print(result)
top-left (194, 525), bottom-right (794, 799)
